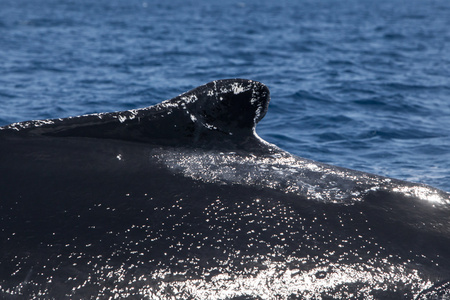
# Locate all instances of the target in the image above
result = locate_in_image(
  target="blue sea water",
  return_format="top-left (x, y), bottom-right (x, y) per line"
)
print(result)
top-left (0, 0), bottom-right (449, 191)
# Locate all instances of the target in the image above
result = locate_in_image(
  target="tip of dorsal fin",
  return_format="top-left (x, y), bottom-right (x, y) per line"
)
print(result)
top-left (171, 79), bottom-right (270, 134)
top-left (0, 79), bottom-right (271, 147)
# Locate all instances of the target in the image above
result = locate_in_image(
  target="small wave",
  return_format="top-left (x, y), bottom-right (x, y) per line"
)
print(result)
top-left (22, 18), bottom-right (76, 28)
top-left (0, 91), bottom-right (17, 99)
top-left (315, 132), bottom-right (346, 142)
top-left (383, 32), bottom-right (406, 40)
top-left (353, 97), bottom-right (387, 107)
top-left (352, 95), bottom-right (428, 114)
top-left (326, 60), bottom-right (355, 67)
top-left (292, 90), bottom-right (334, 103)
top-left (358, 128), bottom-right (442, 141)
top-left (382, 82), bottom-right (448, 92)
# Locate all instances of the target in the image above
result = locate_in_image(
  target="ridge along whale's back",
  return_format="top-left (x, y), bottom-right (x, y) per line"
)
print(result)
top-left (0, 79), bottom-right (270, 149)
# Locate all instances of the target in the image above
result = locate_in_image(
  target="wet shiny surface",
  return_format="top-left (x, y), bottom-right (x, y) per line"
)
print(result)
top-left (1, 137), bottom-right (449, 299)
top-left (153, 145), bottom-right (450, 206)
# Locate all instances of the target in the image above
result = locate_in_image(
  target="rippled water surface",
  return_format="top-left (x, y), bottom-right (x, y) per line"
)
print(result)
top-left (0, 0), bottom-right (449, 190)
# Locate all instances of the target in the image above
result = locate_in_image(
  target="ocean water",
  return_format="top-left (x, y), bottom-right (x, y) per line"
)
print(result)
top-left (0, 0), bottom-right (449, 191)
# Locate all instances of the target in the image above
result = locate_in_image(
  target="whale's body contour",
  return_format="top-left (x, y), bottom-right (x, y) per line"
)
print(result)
top-left (0, 79), bottom-right (449, 299)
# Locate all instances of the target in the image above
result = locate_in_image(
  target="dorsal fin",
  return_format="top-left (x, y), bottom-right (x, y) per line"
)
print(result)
top-left (0, 79), bottom-right (270, 147)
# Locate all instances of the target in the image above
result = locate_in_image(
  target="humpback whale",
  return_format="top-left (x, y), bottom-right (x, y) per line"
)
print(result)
top-left (0, 79), bottom-right (449, 299)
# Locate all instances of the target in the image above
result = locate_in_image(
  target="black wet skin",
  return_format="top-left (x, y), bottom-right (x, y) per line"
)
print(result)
top-left (0, 79), bottom-right (449, 299)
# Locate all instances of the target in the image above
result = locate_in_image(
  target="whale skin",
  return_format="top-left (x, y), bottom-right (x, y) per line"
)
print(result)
top-left (0, 79), bottom-right (449, 299)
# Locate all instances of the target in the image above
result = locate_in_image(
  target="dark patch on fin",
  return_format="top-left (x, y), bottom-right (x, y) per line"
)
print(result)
top-left (0, 79), bottom-right (270, 148)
